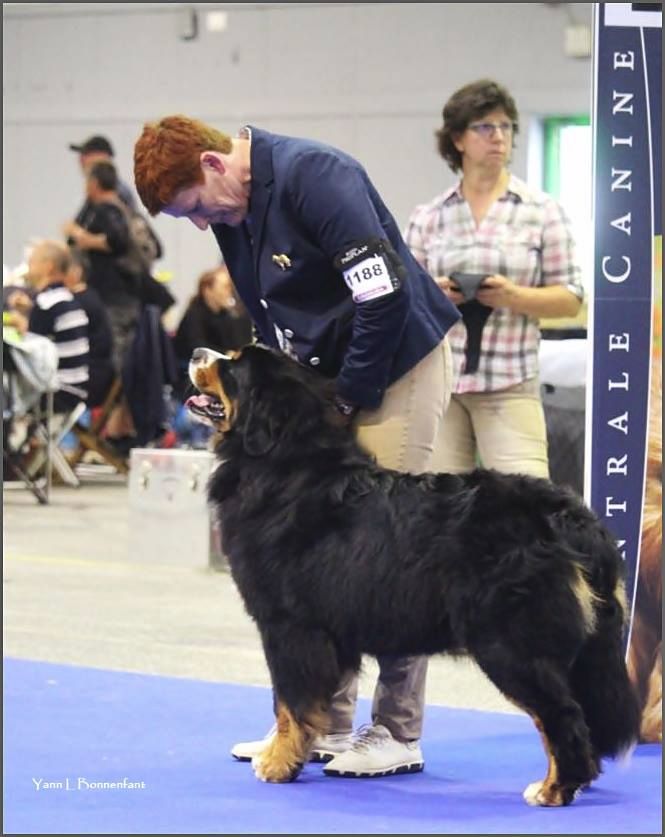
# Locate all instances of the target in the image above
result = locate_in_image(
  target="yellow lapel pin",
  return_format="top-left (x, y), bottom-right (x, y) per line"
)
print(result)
top-left (272, 254), bottom-right (292, 271)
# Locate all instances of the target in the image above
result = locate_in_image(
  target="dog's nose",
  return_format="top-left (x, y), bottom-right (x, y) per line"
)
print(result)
top-left (191, 347), bottom-right (208, 364)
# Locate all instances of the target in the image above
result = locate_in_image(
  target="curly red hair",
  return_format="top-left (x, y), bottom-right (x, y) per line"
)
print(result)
top-left (133, 115), bottom-right (233, 216)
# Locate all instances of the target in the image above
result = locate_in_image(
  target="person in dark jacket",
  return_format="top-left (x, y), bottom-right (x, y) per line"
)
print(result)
top-left (63, 161), bottom-right (140, 450)
top-left (134, 116), bottom-right (460, 779)
top-left (63, 160), bottom-right (139, 375)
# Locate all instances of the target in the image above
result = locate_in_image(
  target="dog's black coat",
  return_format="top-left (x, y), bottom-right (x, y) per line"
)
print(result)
top-left (202, 345), bottom-right (640, 802)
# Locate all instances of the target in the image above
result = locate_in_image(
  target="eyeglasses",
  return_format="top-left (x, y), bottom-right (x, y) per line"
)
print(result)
top-left (468, 122), bottom-right (516, 139)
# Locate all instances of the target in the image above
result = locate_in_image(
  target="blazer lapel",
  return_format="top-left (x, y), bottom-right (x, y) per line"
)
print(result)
top-left (248, 128), bottom-right (275, 278)
top-left (211, 223), bottom-right (271, 339)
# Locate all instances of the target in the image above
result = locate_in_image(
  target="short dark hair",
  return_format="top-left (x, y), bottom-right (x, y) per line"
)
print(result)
top-left (435, 79), bottom-right (519, 173)
top-left (88, 160), bottom-right (118, 191)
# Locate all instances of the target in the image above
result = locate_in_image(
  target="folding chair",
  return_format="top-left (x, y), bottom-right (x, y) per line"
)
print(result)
top-left (3, 333), bottom-right (58, 503)
top-left (24, 399), bottom-right (88, 488)
top-left (3, 369), bottom-right (51, 504)
top-left (68, 376), bottom-right (130, 475)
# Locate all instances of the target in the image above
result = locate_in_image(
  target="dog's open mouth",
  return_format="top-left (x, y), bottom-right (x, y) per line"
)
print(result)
top-left (186, 393), bottom-right (226, 421)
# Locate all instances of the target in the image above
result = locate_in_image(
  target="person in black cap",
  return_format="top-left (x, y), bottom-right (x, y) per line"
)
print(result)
top-left (69, 134), bottom-right (136, 210)
top-left (69, 134), bottom-right (114, 155)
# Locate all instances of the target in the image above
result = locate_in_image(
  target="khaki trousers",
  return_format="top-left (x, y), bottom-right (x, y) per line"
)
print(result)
top-left (434, 377), bottom-right (549, 478)
top-left (328, 338), bottom-right (453, 742)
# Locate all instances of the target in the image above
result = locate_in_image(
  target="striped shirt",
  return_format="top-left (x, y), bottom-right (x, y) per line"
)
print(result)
top-left (29, 283), bottom-right (90, 401)
top-left (404, 175), bottom-right (584, 393)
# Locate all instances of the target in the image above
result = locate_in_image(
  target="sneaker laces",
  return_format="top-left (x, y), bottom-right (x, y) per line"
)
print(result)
top-left (350, 724), bottom-right (391, 753)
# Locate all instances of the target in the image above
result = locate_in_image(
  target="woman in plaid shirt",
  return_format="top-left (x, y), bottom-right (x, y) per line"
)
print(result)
top-left (406, 79), bottom-right (584, 479)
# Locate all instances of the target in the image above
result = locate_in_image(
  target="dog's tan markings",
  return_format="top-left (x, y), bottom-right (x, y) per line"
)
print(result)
top-left (613, 578), bottom-right (628, 623)
top-left (571, 564), bottom-right (600, 635)
top-left (492, 691), bottom-right (591, 804)
top-left (521, 713), bottom-right (570, 806)
top-left (193, 364), bottom-right (235, 431)
top-left (252, 702), bottom-right (328, 783)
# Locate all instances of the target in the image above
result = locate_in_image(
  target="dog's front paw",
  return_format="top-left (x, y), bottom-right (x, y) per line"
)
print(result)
top-left (523, 780), bottom-right (545, 805)
top-left (252, 752), bottom-right (303, 783)
top-left (523, 779), bottom-right (573, 807)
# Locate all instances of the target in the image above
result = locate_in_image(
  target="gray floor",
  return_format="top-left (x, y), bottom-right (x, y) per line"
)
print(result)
top-left (3, 471), bottom-right (519, 719)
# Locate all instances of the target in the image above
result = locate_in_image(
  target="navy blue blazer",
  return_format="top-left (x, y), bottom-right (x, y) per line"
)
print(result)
top-left (212, 127), bottom-right (460, 409)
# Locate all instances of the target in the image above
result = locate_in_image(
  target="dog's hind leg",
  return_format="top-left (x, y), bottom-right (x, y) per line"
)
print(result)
top-left (473, 648), bottom-right (597, 806)
top-left (252, 625), bottom-right (344, 783)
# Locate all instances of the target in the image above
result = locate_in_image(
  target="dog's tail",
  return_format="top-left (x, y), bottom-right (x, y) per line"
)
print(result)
top-left (570, 563), bottom-right (641, 759)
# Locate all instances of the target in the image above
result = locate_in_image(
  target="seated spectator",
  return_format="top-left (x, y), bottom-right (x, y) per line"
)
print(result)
top-left (172, 265), bottom-right (251, 448)
top-left (174, 264), bottom-right (252, 372)
top-left (63, 249), bottom-right (115, 407)
top-left (24, 241), bottom-right (89, 413)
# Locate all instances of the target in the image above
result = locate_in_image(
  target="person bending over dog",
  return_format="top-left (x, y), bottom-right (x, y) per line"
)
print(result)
top-left (186, 344), bottom-right (640, 805)
top-left (134, 116), bottom-right (460, 777)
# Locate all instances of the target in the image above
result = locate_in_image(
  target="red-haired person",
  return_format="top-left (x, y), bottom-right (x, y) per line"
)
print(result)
top-left (134, 115), bottom-right (460, 778)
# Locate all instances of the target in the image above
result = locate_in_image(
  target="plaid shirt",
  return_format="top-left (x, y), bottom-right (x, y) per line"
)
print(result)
top-left (405, 175), bottom-right (584, 393)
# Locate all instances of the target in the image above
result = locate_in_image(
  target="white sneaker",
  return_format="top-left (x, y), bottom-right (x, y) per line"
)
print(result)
top-left (231, 725), bottom-right (277, 761)
top-left (323, 724), bottom-right (424, 777)
top-left (231, 725), bottom-right (353, 763)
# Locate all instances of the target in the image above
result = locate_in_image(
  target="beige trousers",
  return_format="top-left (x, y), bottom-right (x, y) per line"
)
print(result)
top-left (435, 377), bottom-right (549, 478)
top-left (328, 338), bottom-right (453, 742)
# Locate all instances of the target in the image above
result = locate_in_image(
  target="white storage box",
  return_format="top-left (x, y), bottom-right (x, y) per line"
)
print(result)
top-left (128, 448), bottom-right (225, 568)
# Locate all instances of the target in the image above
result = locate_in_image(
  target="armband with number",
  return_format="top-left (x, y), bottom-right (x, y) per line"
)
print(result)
top-left (334, 238), bottom-right (405, 304)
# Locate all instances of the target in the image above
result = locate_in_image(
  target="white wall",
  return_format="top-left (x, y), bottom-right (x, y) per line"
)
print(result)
top-left (3, 2), bottom-right (593, 320)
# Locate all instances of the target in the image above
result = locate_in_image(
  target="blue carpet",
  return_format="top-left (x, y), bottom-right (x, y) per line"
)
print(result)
top-left (3, 658), bottom-right (661, 834)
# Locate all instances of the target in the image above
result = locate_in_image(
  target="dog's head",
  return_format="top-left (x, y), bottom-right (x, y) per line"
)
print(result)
top-left (187, 347), bottom-right (241, 434)
top-left (187, 345), bottom-right (339, 456)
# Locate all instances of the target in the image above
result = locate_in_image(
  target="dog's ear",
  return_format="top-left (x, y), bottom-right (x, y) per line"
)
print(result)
top-left (241, 388), bottom-right (285, 456)
top-left (241, 377), bottom-right (325, 456)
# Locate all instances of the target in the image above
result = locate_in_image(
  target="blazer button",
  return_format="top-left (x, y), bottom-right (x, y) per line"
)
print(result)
top-left (309, 357), bottom-right (320, 366)
top-left (260, 299), bottom-right (269, 309)
top-left (284, 329), bottom-right (294, 339)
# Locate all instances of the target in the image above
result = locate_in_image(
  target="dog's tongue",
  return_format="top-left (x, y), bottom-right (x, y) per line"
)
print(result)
top-left (186, 394), bottom-right (213, 410)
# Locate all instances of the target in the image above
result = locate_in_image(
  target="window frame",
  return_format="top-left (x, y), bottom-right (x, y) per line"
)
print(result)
top-left (543, 115), bottom-right (591, 198)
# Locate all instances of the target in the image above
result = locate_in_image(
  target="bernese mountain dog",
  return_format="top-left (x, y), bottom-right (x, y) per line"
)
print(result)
top-left (188, 344), bottom-right (640, 806)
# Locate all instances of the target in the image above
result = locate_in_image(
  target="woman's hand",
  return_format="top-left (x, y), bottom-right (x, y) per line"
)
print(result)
top-left (476, 274), bottom-right (520, 309)
top-left (476, 276), bottom-right (582, 318)
top-left (434, 275), bottom-right (465, 307)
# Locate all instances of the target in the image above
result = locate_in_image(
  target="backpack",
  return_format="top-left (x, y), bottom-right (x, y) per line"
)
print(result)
top-left (127, 209), bottom-right (162, 270)
top-left (111, 199), bottom-right (162, 279)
